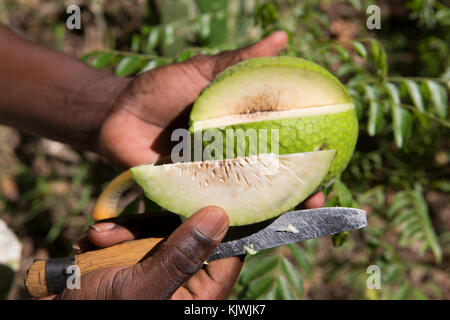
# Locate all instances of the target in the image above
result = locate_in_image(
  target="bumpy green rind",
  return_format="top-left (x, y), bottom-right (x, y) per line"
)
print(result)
top-left (195, 108), bottom-right (358, 186)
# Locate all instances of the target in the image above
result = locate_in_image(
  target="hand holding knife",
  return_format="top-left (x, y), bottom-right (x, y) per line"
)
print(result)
top-left (25, 207), bottom-right (366, 298)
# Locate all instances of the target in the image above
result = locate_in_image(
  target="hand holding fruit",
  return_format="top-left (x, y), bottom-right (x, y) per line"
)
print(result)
top-left (98, 31), bottom-right (290, 168)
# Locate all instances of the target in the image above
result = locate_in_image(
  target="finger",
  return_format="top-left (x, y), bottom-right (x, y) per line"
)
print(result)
top-left (298, 191), bottom-right (326, 209)
top-left (73, 233), bottom-right (94, 254)
top-left (189, 30), bottom-right (288, 81)
top-left (127, 206), bottom-right (229, 299)
top-left (86, 211), bottom-right (181, 249)
top-left (177, 256), bottom-right (245, 300)
top-left (239, 30), bottom-right (289, 60)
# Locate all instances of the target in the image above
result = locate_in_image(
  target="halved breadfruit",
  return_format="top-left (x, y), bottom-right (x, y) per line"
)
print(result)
top-left (189, 56), bottom-right (358, 186)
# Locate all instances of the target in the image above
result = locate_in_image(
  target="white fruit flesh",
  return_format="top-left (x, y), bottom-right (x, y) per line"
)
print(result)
top-left (131, 151), bottom-right (335, 226)
top-left (190, 63), bottom-right (351, 122)
top-left (191, 103), bottom-right (353, 131)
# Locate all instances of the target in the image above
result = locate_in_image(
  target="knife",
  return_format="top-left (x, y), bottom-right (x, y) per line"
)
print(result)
top-left (24, 207), bottom-right (366, 298)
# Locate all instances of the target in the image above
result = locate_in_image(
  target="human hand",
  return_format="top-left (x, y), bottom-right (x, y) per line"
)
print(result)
top-left (62, 192), bottom-right (325, 300)
top-left (98, 31), bottom-right (289, 168)
top-left (58, 206), bottom-right (240, 300)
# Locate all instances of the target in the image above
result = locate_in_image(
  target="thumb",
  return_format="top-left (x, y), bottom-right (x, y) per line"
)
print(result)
top-left (189, 30), bottom-right (289, 81)
top-left (131, 206), bottom-right (229, 299)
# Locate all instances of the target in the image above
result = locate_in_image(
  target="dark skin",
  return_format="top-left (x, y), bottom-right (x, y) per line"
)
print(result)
top-left (0, 25), bottom-right (325, 299)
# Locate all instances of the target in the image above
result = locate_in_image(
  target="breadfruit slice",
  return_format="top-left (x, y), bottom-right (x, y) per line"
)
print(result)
top-left (131, 150), bottom-right (335, 226)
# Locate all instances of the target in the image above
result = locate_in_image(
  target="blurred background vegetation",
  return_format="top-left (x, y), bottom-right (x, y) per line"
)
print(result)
top-left (0, 0), bottom-right (448, 300)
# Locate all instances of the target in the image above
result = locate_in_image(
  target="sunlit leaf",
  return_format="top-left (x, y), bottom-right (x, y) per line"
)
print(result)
top-left (403, 80), bottom-right (425, 112)
top-left (281, 258), bottom-right (303, 299)
top-left (242, 276), bottom-right (274, 299)
top-left (91, 52), bottom-right (118, 69)
top-left (288, 244), bottom-right (311, 277)
top-left (81, 51), bottom-right (101, 62)
top-left (144, 28), bottom-right (161, 53)
top-left (333, 178), bottom-right (353, 207)
top-left (424, 80), bottom-right (448, 118)
top-left (115, 56), bottom-right (143, 76)
top-left (411, 184), bottom-right (442, 263)
top-left (275, 277), bottom-right (294, 300)
top-left (368, 101), bottom-right (384, 136)
top-left (240, 255), bottom-right (278, 284)
top-left (334, 45), bottom-right (350, 61)
top-left (352, 40), bottom-right (367, 59)
top-left (391, 105), bottom-right (412, 148)
top-left (131, 35), bottom-right (141, 52)
top-left (385, 82), bottom-right (401, 104)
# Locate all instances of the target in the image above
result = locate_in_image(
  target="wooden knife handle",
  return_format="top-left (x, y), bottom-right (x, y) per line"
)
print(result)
top-left (25, 237), bottom-right (164, 298)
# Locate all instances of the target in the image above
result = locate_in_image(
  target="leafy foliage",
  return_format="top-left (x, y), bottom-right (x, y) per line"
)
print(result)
top-left (1, 0), bottom-right (447, 300)
top-left (81, 0), bottom-right (450, 300)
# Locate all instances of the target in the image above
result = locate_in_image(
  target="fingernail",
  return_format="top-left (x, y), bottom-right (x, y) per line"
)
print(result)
top-left (90, 222), bottom-right (115, 233)
top-left (196, 210), bottom-right (228, 240)
top-left (72, 243), bottom-right (81, 254)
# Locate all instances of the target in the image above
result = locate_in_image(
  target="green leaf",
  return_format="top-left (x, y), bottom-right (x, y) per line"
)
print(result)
top-left (81, 51), bottom-right (101, 62)
top-left (392, 208), bottom-right (415, 226)
top-left (240, 255), bottom-right (278, 284)
top-left (288, 244), bottom-right (311, 277)
top-left (385, 82), bottom-right (401, 104)
top-left (115, 56), bottom-right (143, 77)
top-left (391, 105), bottom-right (412, 148)
top-left (392, 283), bottom-right (412, 300)
top-left (331, 231), bottom-right (349, 247)
top-left (412, 288), bottom-right (428, 300)
top-left (275, 276), bottom-right (294, 300)
top-left (241, 276), bottom-right (274, 299)
top-left (364, 85), bottom-right (384, 136)
top-left (264, 286), bottom-right (277, 300)
top-left (91, 52), bottom-right (118, 69)
top-left (139, 58), bottom-right (173, 74)
top-left (411, 184), bottom-right (442, 263)
top-left (334, 45), bottom-right (350, 61)
top-left (352, 40), bottom-right (367, 59)
top-left (403, 80), bottom-right (425, 112)
top-left (424, 80), bottom-right (448, 118)
top-left (198, 14), bottom-right (211, 39)
top-left (387, 191), bottom-right (410, 217)
top-left (324, 194), bottom-right (339, 207)
top-left (333, 179), bottom-right (353, 207)
top-left (131, 35), bottom-right (141, 52)
top-left (144, 28), bottom-right (161, 53)
top-left (281, 258), bottom-right (303, 299)
top-left (371, 40), bottom-right (380, 63)
top-left (163, 25), bottom-right (175, 46)
top-left (336, 63), bottom-right (356, 77)
top-left (177, 50), bottom-right (195, 62)
top-left (371, 40), bottom-right (387, 78)
top-left (367, 101), bottom-right (384, 136)
top-left (254, 3), bottom-right (280, 34)
top-left (354, 98), bottom-right (364, 120)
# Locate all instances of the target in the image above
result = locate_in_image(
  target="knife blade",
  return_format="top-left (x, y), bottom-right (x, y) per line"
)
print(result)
top-left (209, 207), bottom-right (367, 260)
